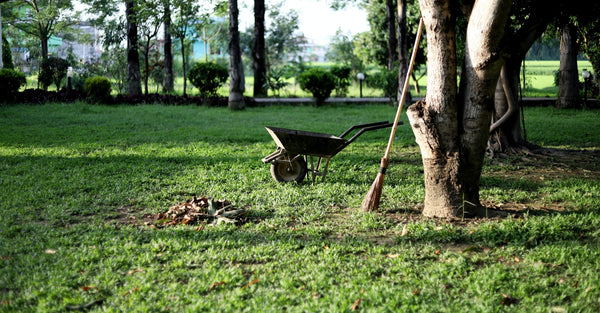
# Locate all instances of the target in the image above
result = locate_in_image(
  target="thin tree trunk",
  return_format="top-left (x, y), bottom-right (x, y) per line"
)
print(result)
top-left (126, 0), bottom-right (142, 96)
top-left (386, 0), bottom-right (398, 71)
top-left (228, 0), bottom-right (245, 109)
top-left (163, 0), bottom-right (174, 93)
top-left (253, 0), bottom-right (267, 97)
top-left (396, 0), bottom-right (409, 105)
top-left (1, 5), bottom-right (3, 69)
top-left (557, 22), bottom-right (580, 108)
top-left (180, 37), bottom-right (187, 97)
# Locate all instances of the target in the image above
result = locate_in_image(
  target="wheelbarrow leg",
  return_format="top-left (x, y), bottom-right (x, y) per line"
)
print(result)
top-left (308, 156), bottom-right (332, 182)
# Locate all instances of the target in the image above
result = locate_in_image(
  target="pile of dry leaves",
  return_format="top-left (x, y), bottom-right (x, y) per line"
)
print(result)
top-left (153, 196), bottom-right (247, 226)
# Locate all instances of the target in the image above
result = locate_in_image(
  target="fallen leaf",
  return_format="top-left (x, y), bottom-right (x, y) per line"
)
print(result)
top-left (401, 225), bottom-right (409, 236)
top-left (385, 253), bottom-right (399, 258)
top-left (513, 256), bottom-right (521, 263)
top-left (434, 250), bottom-right (441, 255)
top-left (351, 298), bottom-right (361, 311)
top-left (209, 281), bottom-right (226, 291)
top-left (413, 289), bottom-right (419, 295)
top-left (123, 286), bottom-right (139, 296)
top-left (501, 293), bottom-right (519, 305)
top-left (242, 278), bottom-right (259, 289)
top-left (312, 293), bottom-right (320, 299)
top-left (127, 268), bottom-right (144, 275)
top-left (45, 249), bottom-right (56, 254)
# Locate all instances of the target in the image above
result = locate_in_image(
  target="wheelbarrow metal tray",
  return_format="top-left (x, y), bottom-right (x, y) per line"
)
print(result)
top-left (265, 126), bottom-right (348, 158)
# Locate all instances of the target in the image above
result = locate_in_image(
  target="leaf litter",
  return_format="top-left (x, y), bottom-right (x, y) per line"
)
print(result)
top-left (149, 196), bottom-right (248, 227)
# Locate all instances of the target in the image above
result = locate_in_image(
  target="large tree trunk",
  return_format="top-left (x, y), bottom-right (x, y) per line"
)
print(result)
top-left (228, 0), bottom-right (245, 110)
top-left (557, 22), bottom-right (580, 108)
top-left (126, 0), bottom-right (142, 96)
top-left (458, 0), bottom-right (510, 213)
top-left (163, 0), bottom-right (174, 93)
top-left (406, 0), bottom-right (461, 218)
top-left (407, 0), bottom-right (510, 218)
top-left (386, 0), bottom-right (398, 71)
top-left (180, 37), bottom-right (187, 97)
top-left (252, 0), bottom-right (267, 97)
top-left (396, 0), bottom-right (410, 105)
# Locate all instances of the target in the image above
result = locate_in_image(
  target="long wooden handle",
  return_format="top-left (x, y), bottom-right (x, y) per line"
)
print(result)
top-left (383, 17), bottom-right (424, 159)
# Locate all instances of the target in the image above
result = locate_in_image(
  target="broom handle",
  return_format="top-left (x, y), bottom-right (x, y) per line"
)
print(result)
top-left (383, 17), bottom-right (424, 160)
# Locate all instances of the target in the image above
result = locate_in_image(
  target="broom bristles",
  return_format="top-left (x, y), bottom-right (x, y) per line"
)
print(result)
top-left (360, 158), bottom-right (390, 212)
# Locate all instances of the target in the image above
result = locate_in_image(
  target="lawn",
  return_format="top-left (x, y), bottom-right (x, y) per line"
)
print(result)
top-left (1, 103), bottom-right (599, 312)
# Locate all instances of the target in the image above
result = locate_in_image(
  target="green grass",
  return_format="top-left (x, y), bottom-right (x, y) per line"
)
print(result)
top-left (1, 103), bottom-right (599, 312)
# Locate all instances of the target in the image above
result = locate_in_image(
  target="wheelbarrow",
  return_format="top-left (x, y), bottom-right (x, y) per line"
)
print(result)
top-left (262, 121), bottom-right (402, 183)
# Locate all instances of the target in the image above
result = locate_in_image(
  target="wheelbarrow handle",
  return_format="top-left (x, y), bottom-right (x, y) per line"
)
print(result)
top-left (339, 121), bottom-right (393, 138)
top-left (343, 121), bottom-right (403, 146)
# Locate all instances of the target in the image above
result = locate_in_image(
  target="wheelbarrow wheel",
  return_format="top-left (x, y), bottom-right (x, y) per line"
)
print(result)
top-left (270, 157), bottom-right (307, 183)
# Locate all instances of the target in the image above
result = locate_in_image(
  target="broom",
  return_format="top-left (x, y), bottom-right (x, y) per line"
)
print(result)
top-left (360, 17), bottom-right (424, 212)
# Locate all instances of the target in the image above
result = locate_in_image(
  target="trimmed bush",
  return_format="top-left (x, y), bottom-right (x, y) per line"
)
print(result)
top-left (298, 68), bottom-right (336, 106)
top-left (367, 68), bottom-right (399, 104)
top-left (330, 65), bottom-right (352, 97)
top-left (39, 57), bottom-right (69, 90)
top-left (83, 76), bottom-right (112, 103)
top-left (0, 68), bottom-right (26, 102)
top-left (188, 62), bottom-right (228, 97)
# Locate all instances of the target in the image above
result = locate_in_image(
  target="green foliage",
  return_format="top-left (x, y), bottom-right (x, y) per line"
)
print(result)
top-left (83, 76), bottom-right (112, 103)
top-left (2, 36), bottom-right (15, 69)
top-left (330, 64), bottom-right (352, 97)
top-left (366, 67), bottom-right (399, 102)
top-left (326, 30), bottom-right (363, 73)
top-left (188, 62), bottom-right (229, 97)
top-left (264, 67), bottom-right (290, 97)
top-left (0, 68), bottom-right (26, 101)
top-left (298, 68), bottom-right (336, 105)
top-left (39, 57), bottom-right (69, 90)
top-left (266, 3), bottom-right (303, 67)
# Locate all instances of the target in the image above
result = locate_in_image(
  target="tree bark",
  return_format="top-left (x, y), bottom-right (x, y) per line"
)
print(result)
top-left (228, 0), bottom-right (245, 110)
top-left (253, 0), bottom-right (267, 97)
top-left (386, 0), bottom-right (398, 71)
top-left (163, 0), bottom-right (174, 93)
top-left (126, 0), bottom-right (142, 96)
top-left (557, 22), bottom-right (580, 108)
top-left (407, 0), bottom-right (510, 218)
top-left (458, 0), bottom-right (511, 212)
top-left (407, 0), bottom-right (461, 218)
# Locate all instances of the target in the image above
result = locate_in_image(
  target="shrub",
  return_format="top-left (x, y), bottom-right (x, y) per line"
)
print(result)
top-left (298, 68), bottom-right (336, 105)
top-left (367, 68), bottom-right (399, 104)
top-left (188, 62), bottom-right (228, 97)
top-left (330, 65), bottom-right (352, 97)
top-left (39, 57), bottom-right (69, 90)
top-left (83, 76), bottom-right (112, 103)
top-left (2, 36), bottom-right (15, 69)
top-left (0, 68), bottom-right (26, 102)
top-left (264, 67), bottom-right (290, 97)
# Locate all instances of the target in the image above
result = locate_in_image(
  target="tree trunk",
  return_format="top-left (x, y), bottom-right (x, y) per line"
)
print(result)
top-left (180, 37), bottom-right (187, 97)
top-left (40, 29), bottom-right (49, 60)
top-left (228, 0), bottom-right (245, 110)
top-left (144, 39), bottom-right (150, 95)
top-left (1, 5), bottom-right (3, 69)
top-left (396, 0), bottom-right (410, 105)
top-left (406, 0), bottom-right (461, 218)
top-left (386, 0), bottom-right (398, 71)
top-left (126, 0), bottom-right (142, 96)
top-left (458, 0), bottom-right (510, 213)
top-left (407, 0), bottom-right (510, 218)
top-left (163, 0), bottom-right (174, 93)
top-left (488, 12), bottom-right (551, 152)
top-left (557, 22), bottom-right (580, 108)
top-left (252, 0), bottom-right (267, 97)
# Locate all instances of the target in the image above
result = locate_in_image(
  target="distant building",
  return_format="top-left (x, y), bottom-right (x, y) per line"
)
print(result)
top-left (55, 22), bottom-right (103, 63)
top-left (295, 37), bottom-right (328, 63)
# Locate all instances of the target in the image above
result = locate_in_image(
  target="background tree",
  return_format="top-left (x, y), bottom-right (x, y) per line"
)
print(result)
top-left (170, 0), bottom-right (198, 97)
top-left (228, 0), bottom-right (244, 109)
top-left (137, 0), bottom-right (163, 95)
top-left (252, 0), bottom-right (266, 97)
top-left (556, 21), bottom-right (580, 108)
top-left (162, 0), bottom-right (174, 93)
top-left (125, 0), bottom-right (142, 96)
top-left (3, 0), bottom-right (79, 61)
top-left (325, 29), bottom-right (363, 73)
top-left (265, 3), bottom-right (303, 68)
